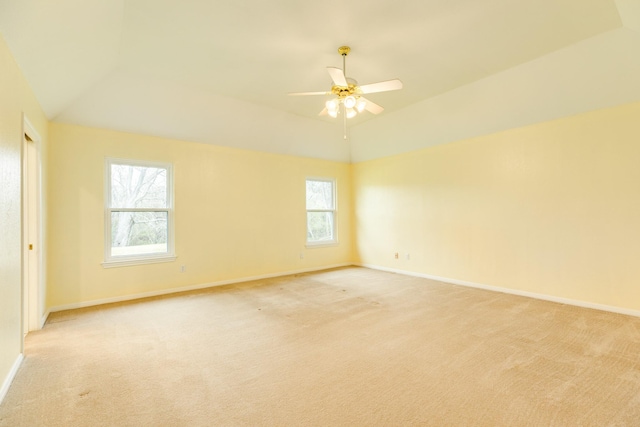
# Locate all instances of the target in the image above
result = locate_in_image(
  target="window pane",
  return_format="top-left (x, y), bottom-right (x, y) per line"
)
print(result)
top-left (111, 164), bottom-right (167, 208)
top-left (307, 212), bottom-right (334, 242)
top-left (306, 180), bottom-right (334, 210)
top-left (111, 211), bottom-right (168, 256)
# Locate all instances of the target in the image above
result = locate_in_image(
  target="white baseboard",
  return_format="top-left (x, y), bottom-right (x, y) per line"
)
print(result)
top-left (47, 263), bottom-right (352, 314)
top-left (0, 353), bottom-right (24, 406)
top-left (40, 311), bottom-right (50, 328)
top-left (356, 263), bottom-right (640, 318)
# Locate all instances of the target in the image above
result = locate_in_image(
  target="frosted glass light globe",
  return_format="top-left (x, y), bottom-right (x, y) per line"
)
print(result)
top-left (344, 96), bottom-right (356, 109)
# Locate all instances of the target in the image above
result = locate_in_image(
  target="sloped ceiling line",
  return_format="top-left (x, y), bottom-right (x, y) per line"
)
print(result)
top-left (1, 0), bottom-right (636, 163)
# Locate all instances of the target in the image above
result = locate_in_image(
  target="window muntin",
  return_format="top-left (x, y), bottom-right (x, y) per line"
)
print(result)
top-left (104, 159), bottom-right (174, 265)
top-left (306, 178), bottom-right (337, 245)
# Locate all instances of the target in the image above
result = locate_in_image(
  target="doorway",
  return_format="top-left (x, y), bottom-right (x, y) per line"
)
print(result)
top-left (22, 116), bottom-right (42, 338)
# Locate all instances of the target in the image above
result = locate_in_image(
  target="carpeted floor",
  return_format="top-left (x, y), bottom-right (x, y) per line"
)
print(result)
top-left (1, 266), bottom-right (640, 426)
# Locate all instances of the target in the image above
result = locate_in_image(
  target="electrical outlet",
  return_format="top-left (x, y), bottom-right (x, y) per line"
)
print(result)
top-left (406, 253), bottom-right (410, 260)
top-left (299, 252), bottom-right (304, 259)
top-left (180, 265), bottom-right (186, 273)
top-left (394, 252), bottom-right (399, 259)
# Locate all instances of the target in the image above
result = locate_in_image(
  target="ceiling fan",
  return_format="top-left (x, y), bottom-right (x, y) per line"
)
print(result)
top-left (289, 46), bottom-right (402, 137)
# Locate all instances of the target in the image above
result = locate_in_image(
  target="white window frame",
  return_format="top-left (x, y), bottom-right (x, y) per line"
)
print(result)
top-left (305, 177), bottom-right (338, 247)
top-left (102, 158), bottom-right (176, 268)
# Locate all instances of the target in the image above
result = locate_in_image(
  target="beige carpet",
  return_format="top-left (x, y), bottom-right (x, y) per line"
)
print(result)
top-left (1, 266), bottom-right (640, 426)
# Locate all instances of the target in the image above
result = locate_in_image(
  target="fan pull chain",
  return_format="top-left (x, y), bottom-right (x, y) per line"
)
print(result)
top-left (343, 103), bottom-right (348, 140)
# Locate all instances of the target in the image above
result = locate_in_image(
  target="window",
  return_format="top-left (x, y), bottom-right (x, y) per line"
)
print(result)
top-left (306, 178), bottom-right (337, 245)
top-left (103, 158), bottom-right (175, 267)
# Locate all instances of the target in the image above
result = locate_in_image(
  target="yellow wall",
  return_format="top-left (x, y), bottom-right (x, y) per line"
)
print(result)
top-left (353, 102), bottom-right (640, 312)
top-left (47, 102), bottom-right (640, 313)
top-left (0, 34), bottom-right (48, 393)
top-left (47, 123), bottom-right (352, 308)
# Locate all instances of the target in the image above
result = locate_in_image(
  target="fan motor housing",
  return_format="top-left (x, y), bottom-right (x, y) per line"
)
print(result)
top-left (331, 84), bottom-right (356, 98)
top-left (331, 77), bottom-right (359, 98)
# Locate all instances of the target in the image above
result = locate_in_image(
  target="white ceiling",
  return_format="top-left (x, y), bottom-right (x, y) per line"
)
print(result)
top-left (1, 0), bottom-right (639, 162)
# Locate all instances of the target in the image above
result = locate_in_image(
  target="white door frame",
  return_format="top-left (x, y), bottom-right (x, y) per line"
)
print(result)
top-left (22, 115), bottom-right (43, 339)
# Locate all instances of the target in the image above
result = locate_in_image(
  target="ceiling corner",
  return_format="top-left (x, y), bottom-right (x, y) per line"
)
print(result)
top-left (616, 0), bottom-right (640, 32)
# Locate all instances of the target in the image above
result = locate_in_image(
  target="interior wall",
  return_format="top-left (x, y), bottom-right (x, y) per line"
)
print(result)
top-left (352, 101), bottom-right (640, 312)
top-left (47, 123), bottom-right (352, 309)
top-left (0, 34), bottom-right (48, 396)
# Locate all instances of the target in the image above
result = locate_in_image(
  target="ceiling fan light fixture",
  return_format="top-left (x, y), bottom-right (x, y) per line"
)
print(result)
top-left (346, 107), bottom-right (357, 119)
top-left (344, 95), bottom-right (356, 109)
top-left (326, 99), bottom-right (339, 112)
top-left (328, 109), bottom-right (338, 118)
top-left (356, 99), bottom-right (366, 113)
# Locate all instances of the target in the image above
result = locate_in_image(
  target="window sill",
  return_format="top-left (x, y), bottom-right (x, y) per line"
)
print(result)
top-left (102, 255), bottom-right (177, 269)
top-left (305, 241), bottom-right (338, 248)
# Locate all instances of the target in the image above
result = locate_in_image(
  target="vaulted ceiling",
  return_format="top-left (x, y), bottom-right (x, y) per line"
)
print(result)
top-left (1, 0), bottom-right (640, 162)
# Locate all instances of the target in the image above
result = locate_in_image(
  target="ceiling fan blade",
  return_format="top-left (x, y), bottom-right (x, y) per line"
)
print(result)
top-left (327, 67), bottom-right (348, 87)
top-left (361, 97), bottom-right (384, 114)
top-left (288, 91), bottom-right (330, 96)
top-left (319, 108), bottom-right (328, 116)
top-left (359, 79), bottom-right (403, 94)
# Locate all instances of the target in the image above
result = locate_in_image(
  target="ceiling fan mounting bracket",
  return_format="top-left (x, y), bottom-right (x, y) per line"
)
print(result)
top-left (338, 46), bottom-right (351, 56)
